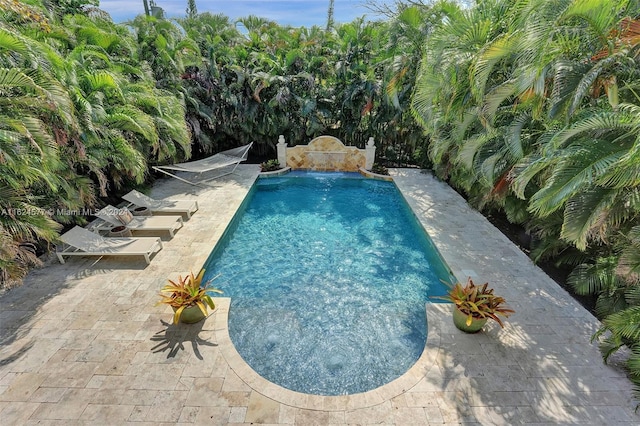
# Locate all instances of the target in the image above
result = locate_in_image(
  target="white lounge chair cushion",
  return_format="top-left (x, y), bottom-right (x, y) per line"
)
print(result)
top-left (57, 226), bottom-right (162, 264)
top-left (125, 215), bottom-right (182, 230)
top-left (96, 205), bottom-right (183, 236)
top-left (122, 190), bottom-right (198, 218)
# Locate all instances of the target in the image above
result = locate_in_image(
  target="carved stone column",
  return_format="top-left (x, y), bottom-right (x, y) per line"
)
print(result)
top-left (365, 137), bottom-right (376, 170)
top-left (277, 135), bottom-right (288, 168)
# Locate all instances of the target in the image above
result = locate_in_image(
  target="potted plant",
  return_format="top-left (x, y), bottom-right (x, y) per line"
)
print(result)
top-left (260, 159), bottom-right (281, 172)
top-left (371, 163), bottom-right (389, 175)
top-left (158, 269), bottom-right (223, 324)
top-left (436, 278), bottom-right (514, 333)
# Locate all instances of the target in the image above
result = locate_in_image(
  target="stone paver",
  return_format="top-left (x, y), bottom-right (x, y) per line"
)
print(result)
top-left (0, 166), bottom-right (638, 424)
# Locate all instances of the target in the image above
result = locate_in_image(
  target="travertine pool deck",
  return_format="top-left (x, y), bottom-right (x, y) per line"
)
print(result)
top-left (1, 166), bottom-right (638, 425)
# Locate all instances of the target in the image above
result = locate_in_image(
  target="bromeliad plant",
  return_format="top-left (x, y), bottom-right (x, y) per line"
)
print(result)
top-left (158, 269), bottom-right (223, 324)
top-left (437, 278), bottom-right (515, 328)
top-left (370, 163), bottom-right (389, 175)
top-left (260, 159), bottom-right (281, 172)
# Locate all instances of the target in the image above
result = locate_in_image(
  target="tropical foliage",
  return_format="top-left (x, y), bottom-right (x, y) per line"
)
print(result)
top-left (176, 7), bottom-right (432, 159)
top-left (0, 1), bottom-right (193, 287)
top-left (0, 1), bottom-right (435, 286)
top-left (413, 0), bottom-right (640, 399)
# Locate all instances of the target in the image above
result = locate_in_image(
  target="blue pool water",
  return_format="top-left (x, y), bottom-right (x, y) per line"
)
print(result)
top-left (202, 171), bottom-right (452, 395)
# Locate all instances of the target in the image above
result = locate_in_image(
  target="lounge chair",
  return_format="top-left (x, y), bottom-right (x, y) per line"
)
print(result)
top-left (122, 189), bottom-right (199, 219)
top-left (96, 205), bottom-right (183, 237)
top-left (152, 142), bottom-right (253, 185)
top-left (56, 226), bottom-right (163, 265)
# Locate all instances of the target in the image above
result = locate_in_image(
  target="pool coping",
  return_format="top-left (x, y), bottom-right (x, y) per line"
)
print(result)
top-left (259, 167), bottom-right (292, 177)
top-left (214, 297), bottom-right (446, 410)
top-left (209, 170), bottom-right (448, 409)
top-left (259, 166), bottom-right (393, 182)
top-left (358, 167), bottom-right (394, 181)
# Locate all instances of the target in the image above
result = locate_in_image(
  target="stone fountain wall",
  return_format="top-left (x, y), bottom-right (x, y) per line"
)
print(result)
top-left (277, 135), bottom-right (375, 171)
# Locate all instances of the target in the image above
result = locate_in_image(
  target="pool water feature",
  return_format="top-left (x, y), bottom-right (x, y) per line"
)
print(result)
top-left (202, 171), bottom-right (452, 396)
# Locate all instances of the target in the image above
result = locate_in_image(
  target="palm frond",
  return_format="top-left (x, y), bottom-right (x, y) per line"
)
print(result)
top-left (618, 225), bottom-right (640, 276)
top-left (472, 33), bottom-right (516, 100)
top-left (510, 153), bottom-right (552, 199)
top-left (547, 111), bottom-right (635, 150)
top-left (566, 54), bottom-right (624, 117)
top-left (561, 188), bottom-right (617, 249)
top-left (601, 306), bottom-right (640, 341)
top-left (505, 112), bottom-right (532, 161)
top-left (567, 258), bottom-right (619, 296)
top-left (529, 141), bottom-right (626, 217)
top-left (0, 27), bottom-right (32, 64)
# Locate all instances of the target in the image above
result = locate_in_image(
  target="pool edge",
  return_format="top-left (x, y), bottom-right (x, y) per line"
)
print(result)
top-left (204, 168), bottom-right (449, 409)
top-left (214, 297), bottom-right (445, 411)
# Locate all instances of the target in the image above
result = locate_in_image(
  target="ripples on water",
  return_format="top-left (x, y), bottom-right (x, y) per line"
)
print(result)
top-left (203, 172), bottom-right (450, 395)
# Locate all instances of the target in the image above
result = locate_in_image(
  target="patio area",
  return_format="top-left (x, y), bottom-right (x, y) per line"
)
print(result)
top-left (0, 166), bottom-right (638, 424)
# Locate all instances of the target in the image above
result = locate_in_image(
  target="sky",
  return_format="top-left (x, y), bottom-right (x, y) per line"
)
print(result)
top-left (98, 1), bottom-right (394, 27)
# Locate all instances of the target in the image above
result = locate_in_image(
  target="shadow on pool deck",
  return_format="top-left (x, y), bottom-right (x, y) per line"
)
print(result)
top-left (150, 319), bottom-right (219, 360)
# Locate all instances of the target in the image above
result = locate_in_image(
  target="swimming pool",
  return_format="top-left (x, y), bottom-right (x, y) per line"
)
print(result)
top-left (202, 171), bottom-right (452, 395)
